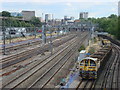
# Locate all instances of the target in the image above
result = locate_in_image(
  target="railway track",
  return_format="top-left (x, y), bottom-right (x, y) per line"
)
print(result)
top-left (93, 43), bottom-right (120, 88)
top-left (1, 34), bottom-right (71, 63)
top-left (2, 32), bottom-right (89, 89)
top-left (76, 80), bottom-right (95, 89)
top-left (0, 34), bottom-right (67, 54)
top-left (1, 34), bottom-right (79, 76)
top-left (0, 38), bottom-right (41, 54)
top-left (29, 33), bottom-right (88, 89)
top-left (1, 34), bottom-right (79, 87)
top-left (1, 34), bottom-right (77, 69)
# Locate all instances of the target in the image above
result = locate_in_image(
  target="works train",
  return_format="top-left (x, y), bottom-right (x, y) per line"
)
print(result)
top-left (78, 40), bottom-right (111, 79)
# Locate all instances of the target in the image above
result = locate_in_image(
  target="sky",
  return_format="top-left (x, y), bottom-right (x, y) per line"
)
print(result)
top-left (0, 0), bottom-right (119, 19)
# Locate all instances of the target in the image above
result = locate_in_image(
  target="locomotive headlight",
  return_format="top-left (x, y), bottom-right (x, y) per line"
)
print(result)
top-left (89, 67), bottom-right (96, 71)
top-left (80, 68), bottom-right (82, 70)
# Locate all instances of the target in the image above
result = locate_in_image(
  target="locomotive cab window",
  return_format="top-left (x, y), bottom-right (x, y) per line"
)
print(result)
top-left (80, 60), bottom-right (84, 66)
top-left (85, 60), bottom-right (89, 66)
top-left (90, 60), bottom-right (96, 66)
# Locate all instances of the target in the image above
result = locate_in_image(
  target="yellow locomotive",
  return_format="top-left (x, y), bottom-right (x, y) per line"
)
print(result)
top-left (78, 45), bottom-right (111, 79)
top-left (79, 57), bottom-right (100, 79)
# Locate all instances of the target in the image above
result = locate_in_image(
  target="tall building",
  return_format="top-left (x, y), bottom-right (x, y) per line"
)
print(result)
top-left (80, 12), bottom-right (84, 19)
top-left (118, 1), bottom-right (120, 16)
top-left (79, 12), bottom-right (88, 19)
top-left (45, 14), bottom-right (53, 22)
top-left (84, 12), bottom-right (88, 19)
top-left (21, 11), bottom-right (35, 21)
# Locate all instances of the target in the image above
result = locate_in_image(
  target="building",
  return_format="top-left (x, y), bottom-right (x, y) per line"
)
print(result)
top-left (118, 1), bottom-right (120, 16)
top-left (64, 16), bottom-right (68, 20)
top-left (37, 17), bottom-right (44, 22)
top-left (79, 12), bottom-right (88, 19)
top-left (84, 12), bottom-right (88, 19)
top-left (74, 19), bottom-right (80, 23)
top-left (70, 17), bottom-right (74, 20)
top-left (80, 13), bottom-right (84, 19)
top-left (21, 11), bottom-right (35, 21)
top-left (64, 16), bottom-right (73, 20)
top-left (45, 14), bottom-right (53, 22)
top-left (54, 19), bottom-right (61, 25)
top-left (10, 12), bottom-right (22, 17)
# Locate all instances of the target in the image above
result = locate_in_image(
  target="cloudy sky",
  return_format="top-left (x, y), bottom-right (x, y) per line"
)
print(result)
top-left (0, 0), bottom-right (119, 19)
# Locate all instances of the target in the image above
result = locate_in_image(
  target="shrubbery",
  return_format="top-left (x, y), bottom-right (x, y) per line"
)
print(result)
top-left (78, 45), bottom-right (85, 52)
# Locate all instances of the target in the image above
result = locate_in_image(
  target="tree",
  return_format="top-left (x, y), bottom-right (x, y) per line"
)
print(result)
top-left (117, 16), bottom-right (120, 40)
top-left (89, 14), bottom-right (119, 40)
top-left (30, 17), bottom-right (42, 27)
top-left (2, 11), bottom-right (11, 17)
top-left (78, 45), bottom-right (85, 52)
top-left (108, 14), bottom-right (117, 19)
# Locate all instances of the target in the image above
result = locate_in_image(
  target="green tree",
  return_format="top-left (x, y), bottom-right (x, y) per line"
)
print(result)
top-left (30, 17), bottom-right (42, 27)
top-left (108, 14), bottom-right (117, 19)
top-left (117, 16), bottom-right (120, 40)
top-left (2, 11), bottom-right (11, 17)
top-left (89, 14), bottom-right (119, 40)
top-left (78, 45), bottom-right (85, 52)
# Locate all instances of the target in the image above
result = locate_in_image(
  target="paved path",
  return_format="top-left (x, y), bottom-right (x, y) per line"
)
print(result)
top-left (60, 70), bottom-right (80, 89)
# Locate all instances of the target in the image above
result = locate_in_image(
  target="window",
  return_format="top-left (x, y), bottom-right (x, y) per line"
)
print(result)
top-left (85, 60), bottom-right (89, 66)
top-left (80, 60), bottom-right (84, 66)
top-left (90, 60), bottom-right (96, 66)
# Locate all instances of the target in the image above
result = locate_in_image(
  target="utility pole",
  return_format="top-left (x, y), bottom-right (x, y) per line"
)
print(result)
top-left (34, 27), bottom-right (36, 38)
top-left (42, 25), bottom-right (46, 44)
top-left (2, 17), bottom-right (6, 55)
top-left (57, 27), bottom-right (60, 37)
top-left (9, 19), bottom-right (11, 43)
top-left (49, 26), bottom-right (53, 55)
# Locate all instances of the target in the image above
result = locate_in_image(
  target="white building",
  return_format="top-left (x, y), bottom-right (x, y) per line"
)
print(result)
top-left (79, 12), bottom-right (88, 19)
top-left (45, 14), bottom-right (53, 22)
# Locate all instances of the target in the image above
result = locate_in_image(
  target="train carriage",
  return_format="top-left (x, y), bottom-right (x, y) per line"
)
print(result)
top-left (102, 39), bottom-right (111, 46)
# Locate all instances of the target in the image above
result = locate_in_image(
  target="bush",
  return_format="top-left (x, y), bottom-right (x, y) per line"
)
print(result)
top-left (78, 45), bottom-right (85, 52)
